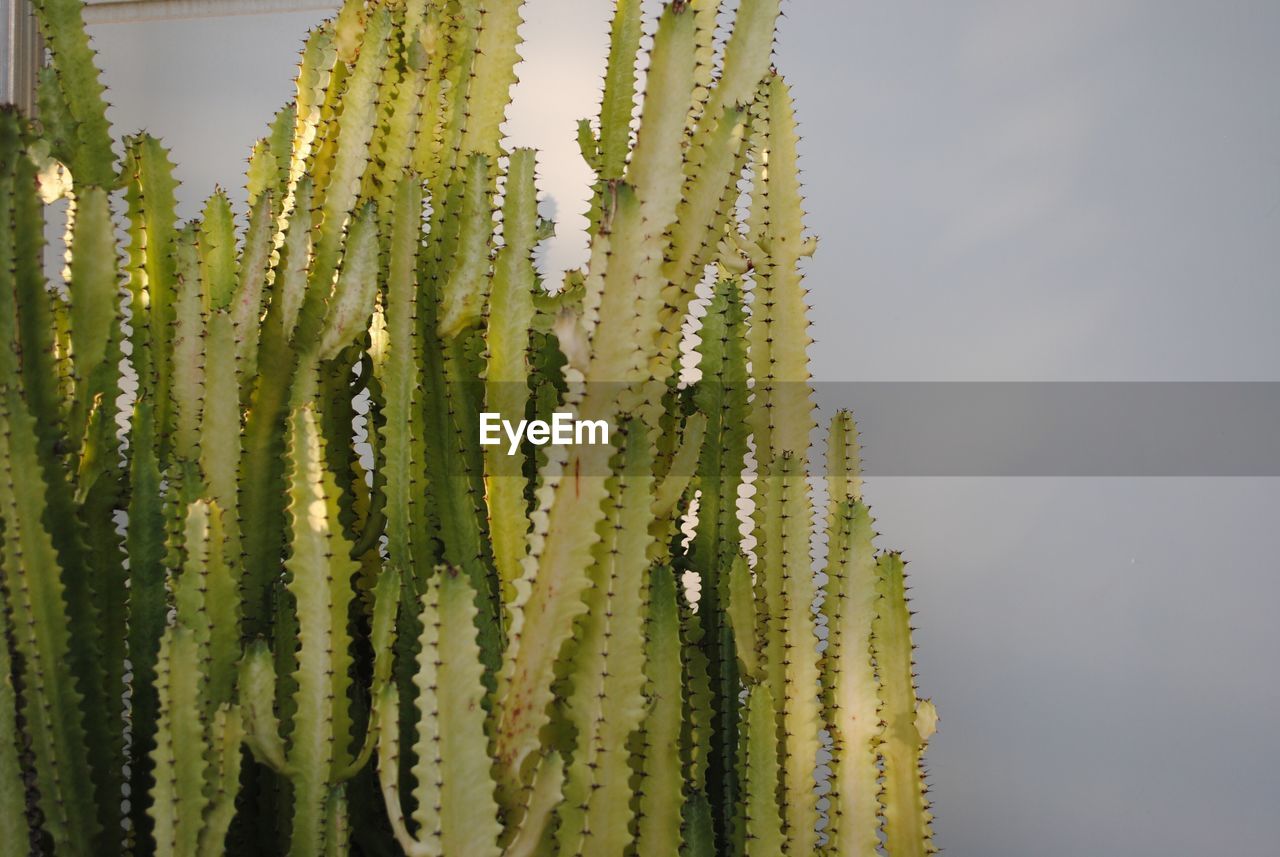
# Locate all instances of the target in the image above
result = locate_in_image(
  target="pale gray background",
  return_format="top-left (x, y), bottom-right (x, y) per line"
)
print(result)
top-left (86, 2), bottom-right (1280, 854)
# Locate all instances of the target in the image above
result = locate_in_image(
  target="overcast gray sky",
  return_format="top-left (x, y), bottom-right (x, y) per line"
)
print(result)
top-left (89, 2), bottom-right (1279, 854)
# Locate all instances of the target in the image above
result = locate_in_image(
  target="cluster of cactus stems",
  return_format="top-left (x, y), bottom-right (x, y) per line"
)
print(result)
top-left (0, 0), bottom-right (938, 853)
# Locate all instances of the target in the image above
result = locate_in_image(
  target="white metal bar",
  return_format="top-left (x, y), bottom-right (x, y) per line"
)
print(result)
top-left (5, 0), bottom-right (340, 109)
top-left (1, 0), bottom-right (42, 114)
top-left (82, 0), bottom-right (336, 25)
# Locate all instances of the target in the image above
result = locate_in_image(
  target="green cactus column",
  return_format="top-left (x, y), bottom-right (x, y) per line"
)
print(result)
top-left (874, 552), bottom-right (939, 856)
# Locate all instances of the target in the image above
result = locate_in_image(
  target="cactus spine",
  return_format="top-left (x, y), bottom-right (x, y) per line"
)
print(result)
top-left (0, 0), bottom-right (938, 853)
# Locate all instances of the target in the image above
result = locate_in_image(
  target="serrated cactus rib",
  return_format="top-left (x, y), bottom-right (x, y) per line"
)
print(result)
top-left (557, 421), bottom-right (653, 856)
top-left (379, 567), bottom-right (502, 857)
top-left (283, 402), bottom-right (360, 854)
top-left (822, 412), bottom-right (881, 856)
top-left (742, 683), bottom-right (784, 856)
top-left (30, 0), bottom-right (115, 186)
top-left (484, 148), bottom-right (539, 606)
top-left (636, 565), bottom-right (685, 857)
top-left (0, 380), bottom-right (99, 853)
top-left (873, 552), bottom-right (938, 856)
top-left (148, 500), bottom-right (244, 856)
top-left (0, 597), bottom-right (26, 843)
top-left (378, 179), bottom-right (423, 582)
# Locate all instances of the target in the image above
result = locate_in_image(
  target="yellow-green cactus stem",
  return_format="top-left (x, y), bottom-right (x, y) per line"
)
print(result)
top-left (378, 567), bottom-right (502, 857)
top-left (0, 572), bottom-right (27, 845)
top-left (775, 453), bottom-right (822, 854)
top-left (636, 564), bottom-right (685, 856)
top-left (29, 0), bottom-right (115, 186)
top-left (149, 499), bottom-right (243, 857)
top-left (741, 682), bottom-right (784, 856)
top-left (689, 277), bottom-right (751, 849)
top-left (0, 113), bottom-right (101, 852)
top-left (556, 421), bottom-right (653, 856)
top-left (377, 178), bottom-right (425, 583)
top-left (873, 552), bottom-right (939, 856)
top-left (821, 411), bottom-right (881, 857)
top-left (283, 403), bottom-right (360, 854)
top-left (484, 148), bottom-right (541, 607)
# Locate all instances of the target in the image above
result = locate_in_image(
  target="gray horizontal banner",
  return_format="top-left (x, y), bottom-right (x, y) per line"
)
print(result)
top-left (420, 381), bottom-right (1280, 477)
top-left (812, 382), bottom-right (1279, 477)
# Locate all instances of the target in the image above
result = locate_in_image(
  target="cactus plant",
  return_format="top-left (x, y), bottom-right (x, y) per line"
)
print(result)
top-left (0, 0), bottom-right (938, 854)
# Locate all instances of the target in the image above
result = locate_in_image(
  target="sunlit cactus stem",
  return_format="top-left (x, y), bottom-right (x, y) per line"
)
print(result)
top-left (874, 552), bottom-right (940, 856)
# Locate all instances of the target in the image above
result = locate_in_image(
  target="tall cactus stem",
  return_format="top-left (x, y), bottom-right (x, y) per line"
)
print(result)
top-left (873, 552), bottom-right (938, 856)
